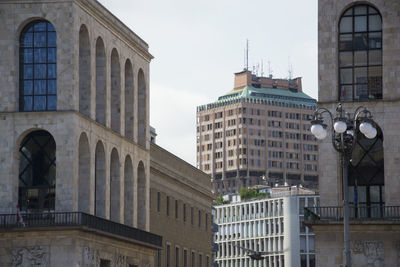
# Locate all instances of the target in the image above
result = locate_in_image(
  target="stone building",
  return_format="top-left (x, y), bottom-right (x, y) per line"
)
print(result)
top-left (150, 143), bottom-right (214, 267)
top-left (0, 0), bottom-right (161, 265)
top-left (308, 0), bottom-right (400, 266)
top-left (196, 71), bottom-right (318, 194)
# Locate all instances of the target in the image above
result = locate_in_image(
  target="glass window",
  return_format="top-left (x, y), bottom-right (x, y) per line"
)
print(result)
top-left (338, 5), bottom-right (382, 101)
top-left (20, 20), bottom-right (57, 111)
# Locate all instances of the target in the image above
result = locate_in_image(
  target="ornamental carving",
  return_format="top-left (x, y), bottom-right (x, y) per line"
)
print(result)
top-left (12, 246), bottom-right (49, 267)
top-left (115, 254), bottom-right (126, 267)
top-left (351, 240), bottom-right (384, 267)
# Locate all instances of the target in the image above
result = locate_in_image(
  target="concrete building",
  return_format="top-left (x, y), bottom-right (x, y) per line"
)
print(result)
top-left (150, 143), bottom-right (214, 267)
top-left (197, 71), bottom-right (319, 194)
top-left (0, 0), bottom-right (160, 265)
top-left (308, 0), bottom-right (400, 266)
top-left (214, 186), bottom-right (319, 267)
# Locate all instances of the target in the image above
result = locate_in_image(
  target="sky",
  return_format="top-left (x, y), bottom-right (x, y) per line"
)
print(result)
top-left (98, 0), bottom-right (318, 166)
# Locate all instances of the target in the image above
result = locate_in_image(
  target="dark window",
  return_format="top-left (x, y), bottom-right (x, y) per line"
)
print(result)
top-left (338, 5), bottom-right (382, 101)
top-left (157, 192), bottom-right (160, 212)
top-left (349, 127), bottom-right (384, 218)
top-left (175, 247), bottom-right (179, 267)
top-left (198, 210), bottom-right (201, 228)
top-left (166, 196), bottom-right (170, 216)
top-left (184, 250), bottom-right (188, 267)
top-left (19, 130), bottom-right (56, 212)
top-left (20, 20), bottom-right (57, 111)
top-left (191, 207), bottom-right (194, 225)
top-left (183, 204), bottom-right (186, 222)
top-left (199, 254), bottom-right (202, 267)
top-left (166, 244), bottom-right (171, 267)
top-left (191, 252), bottom-right (195, 267)
top-left (205, 213), bottom-right (208, 231)
top-left (175, 200), bottom-right (178, 219)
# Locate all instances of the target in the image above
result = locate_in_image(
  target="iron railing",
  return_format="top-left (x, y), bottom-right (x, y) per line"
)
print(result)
top-left (0, 212), bottom-right (162, 247)
top-left (304, 206), bottom-right (400, 222)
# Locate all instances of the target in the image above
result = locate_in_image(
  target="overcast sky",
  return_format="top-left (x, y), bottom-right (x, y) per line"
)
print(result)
top-left (98, 0), bottom-right (318, 166)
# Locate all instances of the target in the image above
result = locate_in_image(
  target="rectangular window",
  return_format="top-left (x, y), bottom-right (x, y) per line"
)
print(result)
top-left (205, 213), bottom-right (208, 231)
top-left (175, 247), bottom-right (179, 267)
top-left (191, 252), bottom-right (195, 267)
top-left (167, 196), bottom-right (170, 216)
top-left (183, 204), bottom-right (187, 222)
top-left (199, 254), bottom-right (202, 267)
top-left (157, 192), bottom-right (160, 212)
top-left (175, 200), bottom-right (178, 219)
top-left (191, 207), bottom-right (194, 225)
top-left (198, 210), bottom-right (201, 228)
top-left (166, 244), bottom-right (171, 267)
top-left (184, 250), bottom-right (188, 267)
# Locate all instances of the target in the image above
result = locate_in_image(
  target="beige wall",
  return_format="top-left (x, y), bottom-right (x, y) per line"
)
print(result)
top-left (150, 144), bottom-right (214, 267)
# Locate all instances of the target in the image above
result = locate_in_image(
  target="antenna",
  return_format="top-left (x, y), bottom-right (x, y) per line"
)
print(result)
top-left (288, 57), bottom-right (293, 80)
top-left (245, 39), bottom-right (249, 71)
top-left (268, 60), bottom-right (273, 78)
top-left (260, 59), bottom-right (264, 77)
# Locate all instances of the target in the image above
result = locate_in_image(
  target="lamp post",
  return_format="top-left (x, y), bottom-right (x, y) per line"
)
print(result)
top-left (310, 103), bottom-right (377, 267)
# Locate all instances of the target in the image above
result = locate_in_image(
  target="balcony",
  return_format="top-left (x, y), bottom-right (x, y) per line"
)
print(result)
top-left (304, 206), bottom-right (400, 223)
top-left (0, 212), bottom-right (162, 248)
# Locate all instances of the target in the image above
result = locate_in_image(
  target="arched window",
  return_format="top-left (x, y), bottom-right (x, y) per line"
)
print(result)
top-left (339, 5), bottom-right (382, 101)
top-left (20, 20), bottom-right (57, 111)
top-left (19, 130), bottom-right (56, 212)
top-left (349, 126), bottom-right (384, 218)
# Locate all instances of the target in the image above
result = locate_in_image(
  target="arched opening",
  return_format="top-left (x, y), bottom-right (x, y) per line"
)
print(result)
top-left (19, 130), bottom-right (56, 212)
top-left (124, 155), bottom-right (134, 226)
top-left (19, 20), bottom-right (57, 111)
top-left (110, 148), bottom-right (121, 222)
top-left (79, 25), bottom-right (91, 117)
top-left (95, 141), bottom-right (106, 218)
top-left (95, 37), bottom-right (106, 125)
top-left (78, 133), bottom-right (90, 213)
top-left (125, 59), bottom-right (134, 141)
top-left (349, 125), bottom-right (384, 218)
top-left (111, 49), bottom-right (121, 133)
top-left (137, 161), bottom-right (146, 229)
top-left (338, 4), bottom-right (382, 101)
top-left (137, 69), bottom-right (146, 147)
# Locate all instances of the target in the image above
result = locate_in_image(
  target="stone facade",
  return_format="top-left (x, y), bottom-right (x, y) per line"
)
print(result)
top-left (150, 144), bottom-right (214, 267)
top-left (0, 0), bottom-right (159, 266)
top-left (315, 0), bottom-right (400, 265)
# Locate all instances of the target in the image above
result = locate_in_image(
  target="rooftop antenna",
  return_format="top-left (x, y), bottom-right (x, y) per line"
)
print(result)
top-left (244, 39), bottom-right (249, 71)
top-left (260, 59), bottom-right (264, 77)
top-left (288, 57), bottom-right (293, 80)
top-left (268, 60), bottom-right (273, 78)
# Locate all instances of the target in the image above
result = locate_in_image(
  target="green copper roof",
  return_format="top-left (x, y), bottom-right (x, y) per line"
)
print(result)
top-left (197, 85), bottom-right (316, 112)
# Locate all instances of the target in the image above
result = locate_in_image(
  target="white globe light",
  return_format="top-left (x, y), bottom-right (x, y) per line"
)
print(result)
top-left (359, 122), bottom-right (373, 135)
top-left (316, 128), bottom-right (328, 140)
top-left (334, 121), bottom-right (347, 133)
top-left (311, 124), bottom-right (324, 137)
top-left (365, 127), bottom-right (377, 139)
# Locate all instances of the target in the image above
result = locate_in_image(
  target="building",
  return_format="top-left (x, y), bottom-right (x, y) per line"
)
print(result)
top-left (213, 186), bottom-right (319, 267)
top-left (308, 0), bottom-right (400, 266)
top-left (150, 143), bottom-right (214, 267)
top-left (0, 0), bottom-right (161, 265)
top-left (196, 71), bottom-right (319, 195)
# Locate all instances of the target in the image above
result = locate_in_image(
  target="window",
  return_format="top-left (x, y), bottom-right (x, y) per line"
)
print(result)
top-left (20, 20), bottom-right (57, 111)
top-left (166, 244), bottom-right (171, 267)
top-left (339, 5), bottom-right (382, 101)
top-left (199, 254), bottom-right (202, 267)
top-left (191, 207), bottom-right (194, 225)
top-left (19, 130), bottom-right (56, 212)
top-left (157, 192), bottom-right (160, 212)
top-left (167, 196), bottom-right (170, 216)
top-left (205, 213), bottom-right (208, 231)
top-left (175, 247), bottom-right (179, 267)
top-left (191, 252), bottom-right (195, 267)
top-left (198, 210), bottom-right (201, 228)
top-left (183, 204), bottom-right (187, 222)
top-left (184, 249), bottom-right (188, 267)
top-left (175, 200), bottom-right (178, 219)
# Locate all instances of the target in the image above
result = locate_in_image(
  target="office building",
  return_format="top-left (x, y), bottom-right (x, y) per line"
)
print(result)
top-left (214, 186), bottom-right (318, 267)
top-left (197, 71), bottom-right (318, 194)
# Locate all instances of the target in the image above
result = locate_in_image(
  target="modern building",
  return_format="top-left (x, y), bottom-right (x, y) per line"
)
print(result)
top-left (0, 0), bottom-right (160, 265)
top-left (213, 186), bottom-right (319, 267)
top-left (197, 71), bottom-right (319, 194)
top-left (307, 0), bottom-right (400, 266)
top-left (150, 143), bottom-right (214, 267)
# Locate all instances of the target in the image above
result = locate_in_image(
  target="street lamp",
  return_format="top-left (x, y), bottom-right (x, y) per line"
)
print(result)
top-left (310, 103), bottom-right (377, 267)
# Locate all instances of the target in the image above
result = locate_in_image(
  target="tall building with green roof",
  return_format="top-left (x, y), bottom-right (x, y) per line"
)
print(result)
top-left (196, 70), bottom-right (319, 195)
